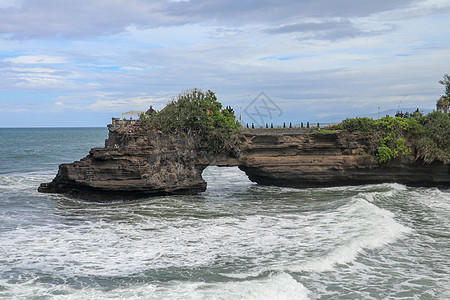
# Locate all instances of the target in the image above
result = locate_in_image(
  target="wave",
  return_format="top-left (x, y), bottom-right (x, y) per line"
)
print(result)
top-left (287, 195), bottom-right (412, 273)
top-left (315, 182), bottom-right (408, 193)
top-left (0, 185), bottom-right (413, 277)
top-left (0, 272), bottom-right (309, 300)
top-left (0, 171), bottom-right (55, 190)
top-left (3, 171), bottom-right (446, 299)
top-left (217, 187), bottom-right (413, 277)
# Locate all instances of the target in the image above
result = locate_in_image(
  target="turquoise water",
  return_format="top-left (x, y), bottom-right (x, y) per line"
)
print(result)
top-left (0, 128), bottom-right (449, 299)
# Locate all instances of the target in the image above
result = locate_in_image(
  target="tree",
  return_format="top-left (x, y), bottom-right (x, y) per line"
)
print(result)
top-left (437, 74), bottom-right (450, 113)
top-left (139, 89), bottom-right (241, 152)
top-left (437, 96), bottom-right (449, 114)
top-left (439, 74), bottom-right (450, 97)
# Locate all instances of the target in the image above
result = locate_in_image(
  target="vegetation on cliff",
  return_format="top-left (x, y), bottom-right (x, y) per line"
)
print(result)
top-left (334, 112), bottom-right (450, 164)
top-left (136, 84), bottom-right (449, 163)
top-left (416, 111), bottom-right (450, 164)
top-left (139, 89), bottom-right (241, 152)
top-left (436, 74), bottom-right (450, 113)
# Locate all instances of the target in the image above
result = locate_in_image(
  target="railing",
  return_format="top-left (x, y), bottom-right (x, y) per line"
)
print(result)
top-left (108, 114), bottom-right (341, 131)
top-left (243, 121), bottom-right (339, 130)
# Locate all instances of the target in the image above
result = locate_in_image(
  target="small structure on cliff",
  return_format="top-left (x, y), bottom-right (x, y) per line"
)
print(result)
top-left (146, 106), bottom-right (155, 115)
top-left (121, 110), bottom-right (144, 120)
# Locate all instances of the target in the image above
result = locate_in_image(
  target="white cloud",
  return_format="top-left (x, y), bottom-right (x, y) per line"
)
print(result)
top-left (87, 94), bottom-right (167, 112)
top-left (0, 0), bottom-right (415, 39)
top-left (373, 0), bottom-right (450, 20)
top-left (121, 66), bottom-right (144, 72)
top-left (3, 55), bottom-right (67, 64)
top-left (0, 0), bottom-right (21, 9)
top-left (10, 66), bottom-right (58, 73)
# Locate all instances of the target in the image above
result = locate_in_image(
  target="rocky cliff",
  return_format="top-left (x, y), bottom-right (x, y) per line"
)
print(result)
top-left (39, 124), bottom-right (203, 200)
top-left (39, 122), bottom-right (450, 201)
top-left (238, 129), bottom-right (449, 188)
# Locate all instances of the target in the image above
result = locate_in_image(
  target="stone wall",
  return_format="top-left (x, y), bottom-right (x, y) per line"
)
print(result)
top-left (109, 118), bottom-right (139, 130)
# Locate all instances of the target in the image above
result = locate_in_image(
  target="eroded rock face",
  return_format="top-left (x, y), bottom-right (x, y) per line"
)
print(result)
top-left (38, 124), bottom-right (212, 200)
top-left (39, 123), bottom-right (450, 201)
top-left (237, 130), bottom-right (450, 188)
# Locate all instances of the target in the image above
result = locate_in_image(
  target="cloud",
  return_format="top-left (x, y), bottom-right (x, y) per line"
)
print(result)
top-left (0, 0), bottom-right (449, 127)
top-left (3, 55), bottom-right (67, 64)
top-left (0, 56), bottom-right (72, 90)
top-left (265, 19), bottom-right (359, 41)
top-left (265, 19), bottom-right (399, 41)
top-left (120, 66), bottom-right (145, 72)
top-left (374, 0), bottom-right (450, 20)
top-left (0, 0), bottom-right (161, 39)
top-left (164, 0), bottom-right (414, 22)
top-left (266, 19), bottom-right (355, 34)
top-left (87, 94), bottom-right (167, 112)
top-left (0, 0), bottom-right (415, 39)
top-left (0, 0), bottom-right (21, 9)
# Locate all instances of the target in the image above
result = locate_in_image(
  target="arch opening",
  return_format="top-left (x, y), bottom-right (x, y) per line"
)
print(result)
top-left (201, 166), bottom-right (253, 193)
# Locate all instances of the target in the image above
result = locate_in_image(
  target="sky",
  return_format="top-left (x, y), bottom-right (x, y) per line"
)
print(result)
top-left (0, 0), bottom-right (449, 127)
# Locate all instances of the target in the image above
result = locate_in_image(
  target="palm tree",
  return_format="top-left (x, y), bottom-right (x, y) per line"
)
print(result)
top-left (436, 96), bottom-right (449, 114)
top-left (439, 74), bottom-right (450, 97)
top-left (437, 74), bottom-right (450, 113)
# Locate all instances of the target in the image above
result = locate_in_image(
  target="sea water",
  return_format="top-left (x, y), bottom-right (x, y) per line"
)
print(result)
top-left (0, 128), bottom-right (449, 299)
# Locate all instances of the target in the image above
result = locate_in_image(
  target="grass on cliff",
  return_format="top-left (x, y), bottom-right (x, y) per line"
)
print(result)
top-left (139, 89), bottom-right (241, 152)
top-left (332, 111), bottom-right (450, 164)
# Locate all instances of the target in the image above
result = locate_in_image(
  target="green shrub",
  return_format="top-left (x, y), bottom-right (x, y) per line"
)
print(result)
top-left (334, 116), bottom-right (419, 164)
top-left (375, 138), bottom-right (411, 163)
top-left (139, 89), bottom-right (241, 152)
top-left (393, 138), bottom-right (411, 157)
top-left (372, 118), bottom-right (415, 163)
top-left (336, 112), bottom-right (449, 164)
top-left (376, 146), bottom-right (394, 163)
top-left (372, 117), bottom-right (421, 138)
top-left (337, 117), bottom-right (375, 132)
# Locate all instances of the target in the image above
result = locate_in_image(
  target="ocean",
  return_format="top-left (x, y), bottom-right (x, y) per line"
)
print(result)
top-left (0, 128), bottom-right (449, 299)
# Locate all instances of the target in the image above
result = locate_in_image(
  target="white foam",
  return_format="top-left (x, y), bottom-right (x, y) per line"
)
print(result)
top-left (382, 182), bottom-right (408, 192)
top-left (0, 177), bottom-right (417, 297)
top-left (0, 171), bottom-right (54, 191)
top-left (411, 188), bottom-right (450, 210)
top-left (184, 272), bottom-right (309, 300)
top-left (2, 195), bottom-right (412, 279)
top-left (288, 197), bottom-right (412, 273)
top-left (318, 182), bottom-right (408, 193)
top-left (0, 272), bottom-right (309, 300)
